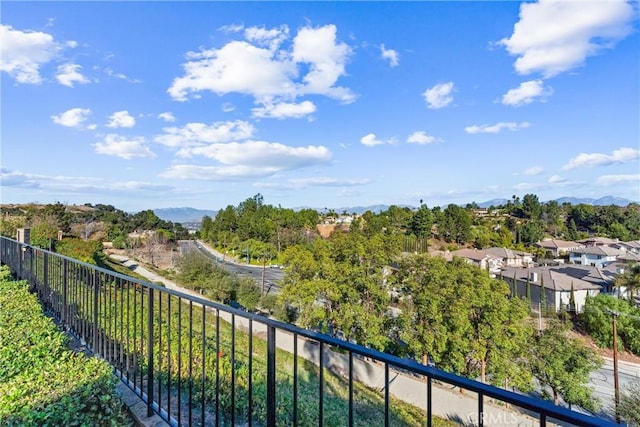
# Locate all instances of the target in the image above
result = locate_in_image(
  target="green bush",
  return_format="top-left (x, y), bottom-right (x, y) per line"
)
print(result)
top-left (582, 294), bottom-right (640, 355)
top-left (0, 267), bottom-right (130, 426)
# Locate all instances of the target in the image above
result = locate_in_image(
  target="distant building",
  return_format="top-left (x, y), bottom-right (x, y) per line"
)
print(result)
top-left (568, 246), bottom-right (622, 268)
top-left (500, 265), bottom-right (605, 312)
top-left (534, 239), bottom-right (583, 257)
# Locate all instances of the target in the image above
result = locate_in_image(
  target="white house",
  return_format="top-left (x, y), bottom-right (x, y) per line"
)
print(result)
top-left (568, 246), bottom-right (622, 268)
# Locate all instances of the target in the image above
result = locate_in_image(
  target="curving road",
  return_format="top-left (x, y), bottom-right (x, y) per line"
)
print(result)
top-left (178, 240), bottom-right (284, 295)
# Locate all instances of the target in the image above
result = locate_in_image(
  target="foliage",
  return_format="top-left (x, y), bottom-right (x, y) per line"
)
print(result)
top-left (0, 267), bottom-right (130, 426)
top-left (619, 378), bottom-right (640, 427)
top-left (176, 251), bottom-right (262, 308)
top-left (55, 238), bottom-right (104, 265)
top-left (393, 255), bottom-right (533, 390)
top-left (581, 294), bottom-right (640, 355)
top-left (278, 230), bottom-right (399, 350)
top-left (614, 263), bottom-right (640, 302)
top-left (530, 320), bottom-right (603, 411)
top-left (439, 204), bottom-right (472, 244)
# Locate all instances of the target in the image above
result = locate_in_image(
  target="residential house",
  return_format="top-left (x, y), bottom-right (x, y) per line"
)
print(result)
top-left (577, 237), bottom-right (619, 247)
top-left (500, 265), bottom-right (604, 312)
top-left (611, 240), bottom-right (640, 254)
top-left (534, 239), bottom-right (583, 257)
top-left (450, 248), bottom-right (502, 274)
top-left (484, 247), bottom-right (534, 268)
top-left (568, 246), bottom-right (622, 267)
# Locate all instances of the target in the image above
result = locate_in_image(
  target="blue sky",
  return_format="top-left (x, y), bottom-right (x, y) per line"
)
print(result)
top-left (1, 1), bottom-right (639, 212)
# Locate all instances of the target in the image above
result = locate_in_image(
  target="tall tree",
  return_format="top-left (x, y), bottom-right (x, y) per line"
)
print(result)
top-left (440, 204), bottom-right (472, 244)
top-left (530, 320), bottom-right (603, 411)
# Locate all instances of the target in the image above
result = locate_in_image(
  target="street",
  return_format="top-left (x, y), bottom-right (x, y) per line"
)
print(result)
top-left (178, 240), bottom-right (284, 295)
top-left (590, 357), bottom-right (640, 414)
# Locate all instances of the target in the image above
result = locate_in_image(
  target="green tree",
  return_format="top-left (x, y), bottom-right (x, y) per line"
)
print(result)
top-left (531, 320), bottom-right (603, 411)
top-left (619, 378), bottom-right (640, 427)
top-left (408, 205), bottom-right (433, 238)
top-left (394, 255), bottom-right (533, 390)
top-left (440, 204), bottom-right (472, 244)
top-left (614, 263), bottom-right (640, 303)
top-left (521, 194), bottom-right (542, 220)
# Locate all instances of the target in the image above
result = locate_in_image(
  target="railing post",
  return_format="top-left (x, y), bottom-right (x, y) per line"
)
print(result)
top-left (62, 259), bottom-right (68, 324)
top-left (478, 392), bottom-right (484, 427)
top-left (147, 287), bottom-right (154, 417)
top-left (93, 269), bottom-right (100, 352)
top-left (267, 325), bottom-right (276, 427)
top-left (42, 252), bottom-right (51, 303)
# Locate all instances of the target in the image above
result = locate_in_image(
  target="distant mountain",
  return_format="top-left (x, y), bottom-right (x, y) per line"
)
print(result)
top-left (592, 196), bottom-right (635, 206)
top-left (553, 197), bottom-right (596, 205)
top-left (153, 207), bottom-right (218, 223)
top-left (477, 199), bottom-right (509, 208)
top-left (476, 196), bottom-right (635, 208)
top-left (335, 204), bottom-right (406, 214)
top-left (553, 196), bottom-right (635, 206)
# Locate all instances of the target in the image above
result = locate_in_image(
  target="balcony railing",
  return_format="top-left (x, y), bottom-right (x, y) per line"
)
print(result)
top-left (0, 236), bottom-right (617, 427)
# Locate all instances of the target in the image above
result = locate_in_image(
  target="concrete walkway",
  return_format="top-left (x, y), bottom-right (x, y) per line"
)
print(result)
top-left (109, 254), bottom-right (609, 426)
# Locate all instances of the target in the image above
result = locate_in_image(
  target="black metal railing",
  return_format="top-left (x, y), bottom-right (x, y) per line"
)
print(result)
top-left (0, 236), bottom-right (617, 427)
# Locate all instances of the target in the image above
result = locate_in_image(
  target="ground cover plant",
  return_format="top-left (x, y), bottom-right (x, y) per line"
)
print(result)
top-left (0, 266), bottom-right (131, 426)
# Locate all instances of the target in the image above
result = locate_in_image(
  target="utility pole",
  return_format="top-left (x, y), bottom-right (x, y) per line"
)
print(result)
top-left (607, 309), bottom-right (621, 424)
top-left (261, 258), bottom-right (266, 297)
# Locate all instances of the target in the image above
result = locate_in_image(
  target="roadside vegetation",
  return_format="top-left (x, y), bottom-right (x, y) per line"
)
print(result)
top-left (0, 266), bottom-right (131, 426)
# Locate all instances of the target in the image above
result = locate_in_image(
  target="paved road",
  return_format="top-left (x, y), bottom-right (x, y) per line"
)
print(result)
top-left (590, 357), bottom-right (640, 413)
top-left (178, 240), bottom-right (284, 295)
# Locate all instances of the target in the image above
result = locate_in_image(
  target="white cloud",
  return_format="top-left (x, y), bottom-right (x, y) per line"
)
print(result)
top-left (0, 24), bottom-right (61, 84)
top-left (168, 40), bottom-right (297, 102)
top-left (292, 25), bottom-right (354, 102)
top-left (56, 63), bottom-right (90, 87)
top-left (104, 68), bottom-right (127, 80)
top-left (596, 174), bottom-right (640, 185)
top-left (188, 140), bottom-right (331, 168)
top-left (548, 175), bottom-right (566, 184)
top-left (252, 100), bottom-right (316, 119)
top-left (499, 0), bottom-right (635, 77)
top-left (161, 164), bottom-right (275, 180)
top-left (222, 103), bottom-right (235, 112)
top-left (168, 24), bottom-right (354, 106)
top-left (423, 82), bottom-right (454, 109)
top-left (563, 147), bottom-right (640, 170)
top-left (380, 44), bottom-right (399, 67)
top-left (407, 131), bottom-right (437, 145)
top-left (161, 139), bottom-right (332, 181)
top-left (501, 80), bottom-right (552, 106)
top-left (66, 40), bottom-right (78, 48)
top-left (1, 168), bottom-right (172, 194)
top-left (360, 133), bottom-right (396, 147)
top-left (155, 120), bottom-right (255, 148)
top-left (158, 112), bottom-right (176, 122)
top-left (523, 166), bottom-right (545, 176)
top-left (93, 134), bottom-right (155, 159)
top-left (255, 176), bottom-right (370, 190)
top-left (465, 121), bottom-right (530, 134)
top-left (244, 25), bottom-right (289, 51)
top-left (51, 108), bottom-right (92, 128)
top-left (107, 110), bottom-right (136, 128)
